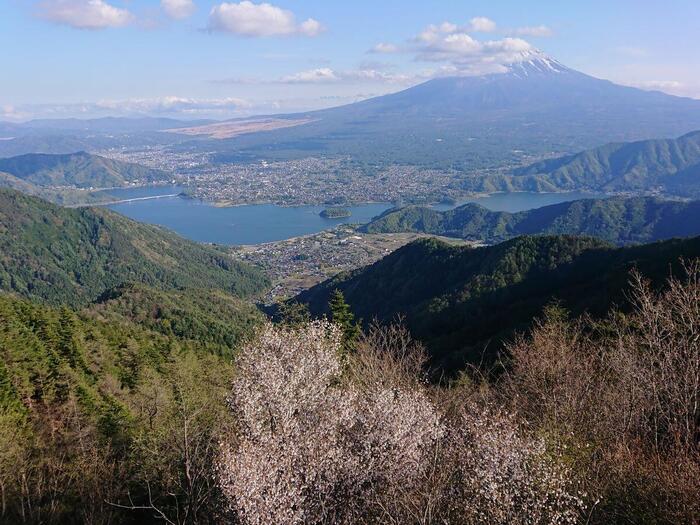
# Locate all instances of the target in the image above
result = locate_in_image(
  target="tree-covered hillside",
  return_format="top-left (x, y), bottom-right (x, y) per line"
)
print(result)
top-left (511, 130), bottom-right (700, 196)
top-left (363, 196), bottom-right (700, 245)
top-left (0, 151), bottom-right (166, 189)
top-left (296, 234), bottom-right (700, 371)
top-left (0, 291), bottom-right (245, 523)
top-left (0, 188), bottom-right (269, 306)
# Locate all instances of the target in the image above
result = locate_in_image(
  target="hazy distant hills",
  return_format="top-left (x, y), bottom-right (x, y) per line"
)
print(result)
top-left (0, 117), bottom-right (211, 157)
top-left (296, 234), bottom-right (700, 371)
top-left (0, 151), bottom-right (165, 189)
top-left (363, 196), bottom-right (700, 245)
top-left (0, 188), bottom-right (268, 307)
top-left (187, 52), bottom-right (700, 169)
top-left (23, 116), bottom-right (215, 133)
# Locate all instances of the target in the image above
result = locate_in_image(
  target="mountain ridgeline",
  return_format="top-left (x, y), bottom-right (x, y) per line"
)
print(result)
top-left (296, 234), bottom-right (700, 371)
top-left (0, 188), bottom-right (268, 307)
top-left (363, 196), bottom-right (700, 245)
top-left (508, 130), bottom-right (700, 196)
top-left (0, 151), bottom-right (166, 189)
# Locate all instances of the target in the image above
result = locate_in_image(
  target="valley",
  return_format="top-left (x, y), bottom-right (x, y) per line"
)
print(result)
top-left (2, 12), bottom-right (700, 522)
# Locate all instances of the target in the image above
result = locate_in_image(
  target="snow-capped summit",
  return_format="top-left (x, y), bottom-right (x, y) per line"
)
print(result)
top-left (503, 49), bottom-right (571, 77)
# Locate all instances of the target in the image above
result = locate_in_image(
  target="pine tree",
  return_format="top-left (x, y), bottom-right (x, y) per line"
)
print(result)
top-left (328, 289), bottom-right (360, 352)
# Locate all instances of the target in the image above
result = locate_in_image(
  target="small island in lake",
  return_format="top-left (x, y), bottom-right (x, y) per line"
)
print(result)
top-left (320, 207), bottom-right (352, 219)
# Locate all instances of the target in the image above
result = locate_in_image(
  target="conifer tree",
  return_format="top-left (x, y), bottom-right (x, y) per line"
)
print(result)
top-left (328, 289), bottom-right (360, 351)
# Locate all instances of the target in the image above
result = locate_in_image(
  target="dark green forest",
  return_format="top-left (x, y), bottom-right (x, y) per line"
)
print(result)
top-left (297, 234), bottom-right (700, 370)
top-left (0, 189), bottom-right (268, 307)
top-left (363, 196), bottom-right (700, 245)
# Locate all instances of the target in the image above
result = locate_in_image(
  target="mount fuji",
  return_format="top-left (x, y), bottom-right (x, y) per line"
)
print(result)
top-left (189, 50), bottom-right (700, 170)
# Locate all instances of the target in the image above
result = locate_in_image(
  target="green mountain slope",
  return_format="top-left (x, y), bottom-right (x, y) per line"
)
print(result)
top-left (0, 290), bottom-right (242, 523)
top-left (0, 188), bottom-right (268, 306)
top-left (0, 151), bottom-right (166, 188)
top-left (512, 130), bottom-right (700, 195)
top-left (296, 235), bottom-right (700, 371)
top-left (363, 196), bottom-right (700, 245)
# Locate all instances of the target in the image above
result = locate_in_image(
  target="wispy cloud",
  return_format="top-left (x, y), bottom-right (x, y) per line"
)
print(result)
top-left (37, 0), bottom-right (133, 29)
top-left (161, 0), bottom-right (196, 20)
top-left (369, 42), bottom-right (399, 54)
top-left (4, 96), bottom-right (253, 120)
top-left (468, 17), bottom-right (496, 33)
top-left (100, 96), bottom-right (251, 113)
top-left (511, 25), bottom-right (553, 37)
top-left (212, 66), bottom-right (427, 85)
top-left (207, 1), bottom-right (323, 37)
top-left (629, 80), bottom-right (684, 91)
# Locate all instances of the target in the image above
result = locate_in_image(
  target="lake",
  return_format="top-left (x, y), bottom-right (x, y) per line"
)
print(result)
top-left (106, 187), bottom-right (603, 245)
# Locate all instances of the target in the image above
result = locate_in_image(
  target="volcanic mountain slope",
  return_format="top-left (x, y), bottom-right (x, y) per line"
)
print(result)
top-left (179, 50), bottom-right (700, 169)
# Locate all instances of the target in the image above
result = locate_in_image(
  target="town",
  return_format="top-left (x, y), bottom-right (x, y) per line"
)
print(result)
top-left (99, 146), bottom-right (520, 206)
top-left (230, 225), bottom-right (471, 303)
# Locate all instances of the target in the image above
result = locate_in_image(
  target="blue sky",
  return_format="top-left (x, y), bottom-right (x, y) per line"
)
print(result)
top-left (2, 0), bottom-right (699, 120)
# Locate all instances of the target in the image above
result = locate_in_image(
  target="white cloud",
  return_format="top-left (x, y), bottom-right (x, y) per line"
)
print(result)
top-left (207, 1), bottom-right (323, 37)
top-left (416, 22), bottom-right (458, 43)
top-left (468, 17), bottom-right (496, 33)
top-left (370, 42), bottom-right (399, 54)
top-left (512, 25), bottom-right (553, 37)
top-left (6, 97), bottom-right (253, 120)
top-left (161, 0), bottom-right (196, 19)
top-left (411, 21), bottom-right (540, 75)
top-left (416, 18), bottom-right (496, 42)
top-left (0, 105), bottom-right (29, 122)
top-left (631, 80), bottom-right (684, 91)
top-left (38, 0), bottom-right (132, 29)
top-left (95, 96), bottom-right (252, 114)
top-left (279, 68), bottom-right (339, 83)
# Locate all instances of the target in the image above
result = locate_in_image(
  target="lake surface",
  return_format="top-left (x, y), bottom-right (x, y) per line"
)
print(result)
top-left (432, 191), bottom-right (604, 213)
top-left (106, 187), bottom-right (604, 245)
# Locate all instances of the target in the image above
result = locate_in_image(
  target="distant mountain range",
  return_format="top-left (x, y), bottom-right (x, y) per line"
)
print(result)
top-left (0, 188), bottom-right (268, 307)
top-left (363, 196), bottom-right (700, 245)
top-left (296, 234), bottom-right (700, 371)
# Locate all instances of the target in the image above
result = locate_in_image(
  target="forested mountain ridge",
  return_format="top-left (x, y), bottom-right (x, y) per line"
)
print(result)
top-left (511, 130), bottom-right (700, 195)
top-left (363, 196), bottom-right (700, 245)
top-left (296, 234), bottom-right (700, 371)
top-left (0, 151), bottom-right (166, 189)
top-left (0, 188), bottom-right (268, 307)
